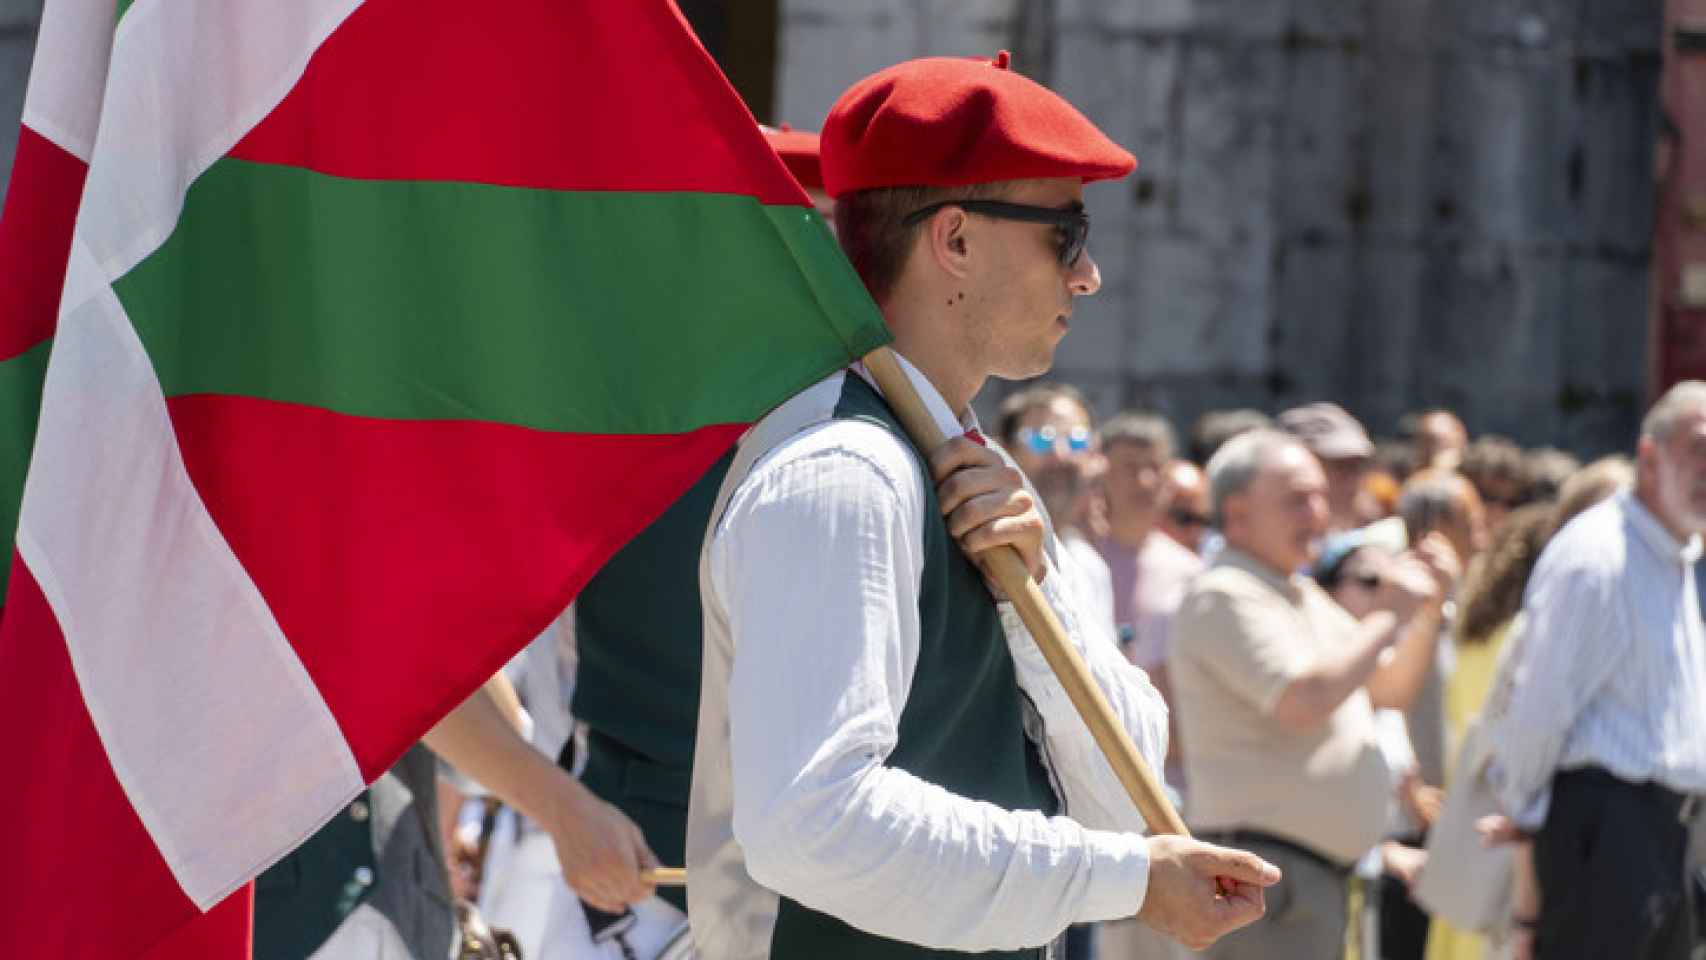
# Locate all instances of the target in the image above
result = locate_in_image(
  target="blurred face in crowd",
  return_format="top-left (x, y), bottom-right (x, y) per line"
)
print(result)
top-left (1643, 411), bottom-right (1706, 538)
top-left (1103, 438), bottom-right (1170, 530)
top-left (1415, 412), bottom-right (1468, 471)
top-left (1327, 545), bottom-right (1395, 621)
top-left (1009, 396), bottom-right (1095, 482)
top-left (1448, 484), bottom-right (1490, 565)
top-left (1224, 442), bottom-right (1331, 575)
top-left (1475, 475), bottom-right (1526, 534)
top-left (1321, 455), bottom-right (1369, 530)
top-left (1008, 395), bottom-right (1099, 530)
top-left (1404, 473), bottom-right (1489, 569)
top-left (1426, 486), bottom-right (1489, 568)
top-left (1159, 460), bottom-right (1211, 553)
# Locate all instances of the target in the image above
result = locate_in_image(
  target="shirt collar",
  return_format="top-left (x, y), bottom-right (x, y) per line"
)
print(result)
top-left (853, 352), bottom-right (979, 441)
top-left (1621, 490), bottom-right (1704, 565)
top-left (1216, 546), bottom-right (1306, 602)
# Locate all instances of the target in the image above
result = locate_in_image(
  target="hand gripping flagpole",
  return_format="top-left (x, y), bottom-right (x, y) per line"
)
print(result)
top-left (861, 346), bottom-right (1193, 839)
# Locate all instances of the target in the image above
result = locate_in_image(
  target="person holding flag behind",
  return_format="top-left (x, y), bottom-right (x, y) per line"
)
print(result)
top-left (687, 52), bottom-right (1280, 960)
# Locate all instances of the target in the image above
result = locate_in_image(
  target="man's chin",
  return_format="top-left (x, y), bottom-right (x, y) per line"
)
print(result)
top-left (993, 355), bottom-right (1060, 384)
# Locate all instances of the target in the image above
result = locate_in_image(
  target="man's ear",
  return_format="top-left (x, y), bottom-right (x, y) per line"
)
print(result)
top-left (925, 206), bottom-right (973, 279)
top-left (1219, 493), bottom-right (1245, 533)
top-left (1636, 434), bottom-right (1659, 481)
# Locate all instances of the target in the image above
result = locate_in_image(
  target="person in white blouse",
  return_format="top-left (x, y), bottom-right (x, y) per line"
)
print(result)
top-left (686, 53), bottom-right (1280, 960)
top-left (1486, 380), bottom-right (1706, 960)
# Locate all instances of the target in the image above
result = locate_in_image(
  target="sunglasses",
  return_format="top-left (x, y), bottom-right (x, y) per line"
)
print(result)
top-left (1016, 425), bottom-right (1092, 455)
top-left (902, 199), bottom-right (1091, 267)
top-left (1168, 508), bottom-right (1211, 529)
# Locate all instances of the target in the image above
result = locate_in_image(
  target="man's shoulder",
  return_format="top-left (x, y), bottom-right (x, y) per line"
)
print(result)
top-left (1538, 496), bottom-right (1629, 579)
top-left (736, 372), bottom-right (923, 504)
top-left (1185, 561), bottom-right (1272, 601)
top-left (1176, 563), bottom-right (1282, 637)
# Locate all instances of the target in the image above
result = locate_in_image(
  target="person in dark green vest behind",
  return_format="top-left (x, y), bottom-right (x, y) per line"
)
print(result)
top-left (687, 53), bottom-right (1283, 960)
top-left (254, 746), bottom-right (458, 960)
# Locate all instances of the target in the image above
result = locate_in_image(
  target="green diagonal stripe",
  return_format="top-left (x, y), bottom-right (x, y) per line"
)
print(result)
top-left (114, 158), bottom-right (888, 435)
top-left (1, 338), bottom-right (52, 599)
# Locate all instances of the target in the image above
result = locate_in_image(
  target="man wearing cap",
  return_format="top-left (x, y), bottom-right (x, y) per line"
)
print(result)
top-left (687, 53), bottom-right (1279, 960)
top-left (1279, 402), bottom-right (1378, 534)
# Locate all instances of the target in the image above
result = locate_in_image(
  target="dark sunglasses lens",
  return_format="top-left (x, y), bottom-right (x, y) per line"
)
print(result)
top-left (1170, 509), bottom-right (1208, 528)
top-left (1059, 220), bottom-right (1088, 266)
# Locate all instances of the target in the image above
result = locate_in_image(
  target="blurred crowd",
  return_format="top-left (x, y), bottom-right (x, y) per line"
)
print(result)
top-left (414, 384), bottom-right (1706, 960)
top-left (993, 385), bottom-right (1706, 960)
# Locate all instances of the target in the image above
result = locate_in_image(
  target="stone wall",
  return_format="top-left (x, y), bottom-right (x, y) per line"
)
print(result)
top-left (777, 0), bottom-right (1663, 456)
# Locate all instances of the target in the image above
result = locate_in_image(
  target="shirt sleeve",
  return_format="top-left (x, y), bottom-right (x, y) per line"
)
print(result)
top-left (716, 430), bottom-right (1149, 952)
top-left (1485, 545), bottom-right (1624, 830)
top-left (1175, 581), bottom-right (1311, 716)
top-left (999, 541), bottom-right (1170, 844)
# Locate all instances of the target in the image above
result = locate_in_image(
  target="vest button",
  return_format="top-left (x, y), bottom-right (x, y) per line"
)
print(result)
top-left (353, 866), bottom-right (375, 888)
top-left (349, 800), bottom-right (370, 823)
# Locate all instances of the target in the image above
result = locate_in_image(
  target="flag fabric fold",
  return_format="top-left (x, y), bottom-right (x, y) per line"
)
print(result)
top-left (0, 0), bottom-right (889, 955)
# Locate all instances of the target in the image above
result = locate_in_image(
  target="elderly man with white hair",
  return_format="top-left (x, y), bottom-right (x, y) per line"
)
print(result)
top-left (1169, 429), bottom-right (1450, 959)
top-left (1487, 380), bottom-right (1706, 960)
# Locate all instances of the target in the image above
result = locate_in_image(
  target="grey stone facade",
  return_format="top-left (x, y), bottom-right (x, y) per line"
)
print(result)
top-left (778, 0), bottom-right (1663, 456)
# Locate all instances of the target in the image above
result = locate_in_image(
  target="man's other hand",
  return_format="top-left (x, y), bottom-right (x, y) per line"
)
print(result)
top-left (930, 436), bottom-right (1047, 582)
top-left (1136, 835), bottom-right (1281, 952)
top-left (544, 778), bottom-right (660, 913)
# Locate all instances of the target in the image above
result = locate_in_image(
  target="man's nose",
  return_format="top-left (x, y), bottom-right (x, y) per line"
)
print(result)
top-left (1069, 250), bottom-right (1101, 296)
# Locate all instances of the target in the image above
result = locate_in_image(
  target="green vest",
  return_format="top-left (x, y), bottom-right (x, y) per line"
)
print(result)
top-left (763, 373), bottom-right (1058, 960)
top-left (254, 746), bottom-right (452, 960)
top-left (571, 449), bottom-right (734, 912)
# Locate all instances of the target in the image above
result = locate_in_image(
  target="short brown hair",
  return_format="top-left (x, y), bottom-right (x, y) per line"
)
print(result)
top-left (1460, 435), bottom-right (1530, 502)
top-left (1457, 503), bottom-right (1556, 644)
top-left (833, 182), bottom-right (1010, 304)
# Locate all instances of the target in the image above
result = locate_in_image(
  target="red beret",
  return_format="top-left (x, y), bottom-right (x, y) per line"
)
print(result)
top-left (761, 123), bottom-right (823, 191)
top-left (820, 50), bottom-right (1136, 198)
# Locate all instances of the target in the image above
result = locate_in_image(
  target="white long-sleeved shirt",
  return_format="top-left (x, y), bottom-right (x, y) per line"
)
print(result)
top-left (1487, 491), bottom-right (1706, 829)
top-left (687, 359), bottom-right (1170, 959)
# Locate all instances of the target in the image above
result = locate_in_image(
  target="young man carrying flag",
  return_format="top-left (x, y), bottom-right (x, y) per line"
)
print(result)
top-left (687, 53), bottom-right (1280, 959)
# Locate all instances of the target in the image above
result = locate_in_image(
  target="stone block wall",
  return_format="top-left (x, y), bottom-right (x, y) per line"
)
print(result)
top-left (777, 0), bottom-right (1664, 456)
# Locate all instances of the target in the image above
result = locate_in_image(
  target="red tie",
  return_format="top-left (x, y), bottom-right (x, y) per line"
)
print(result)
top-left (964, 428), bottom-right (988, 447)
